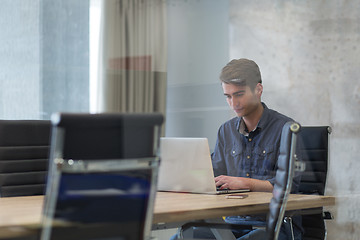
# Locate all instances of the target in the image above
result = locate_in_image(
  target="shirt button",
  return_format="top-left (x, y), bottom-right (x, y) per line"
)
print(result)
top-left (232, 151), bottom-right (236, 154)
top-left (246, 173), bottom-right (250, 177)
top-left (248, 138), bottom-right (252, 142)
top-left (263, 150), bottom-right (266, 154)
top-left (247, 155), bottom-right (250, 159)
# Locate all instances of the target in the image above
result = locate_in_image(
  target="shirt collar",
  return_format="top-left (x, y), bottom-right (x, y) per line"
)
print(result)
top-left (237, 102), bottom-right (268, 136)
top-left (238, 118), bottom-right (248, 136)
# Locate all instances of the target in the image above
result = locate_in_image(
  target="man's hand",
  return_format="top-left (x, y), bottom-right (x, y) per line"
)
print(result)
top-left (215, 175), bottom-right (251, 190)
top-left (214, 175), bottom-right (273, 192)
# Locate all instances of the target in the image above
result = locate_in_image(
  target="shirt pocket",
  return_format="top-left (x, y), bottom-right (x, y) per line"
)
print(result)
top-left (253, 145), bottom-right (276, 177)
top-left (230, 147), bottom-right (242, 157)
top-left (228, 145), bottom-right (244, 172)
top-left (229, 140), bottom-right (243, 157)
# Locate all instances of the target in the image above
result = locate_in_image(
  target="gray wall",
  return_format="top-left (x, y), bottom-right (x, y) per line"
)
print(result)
top-left (228, 1), bottom-right (360, 239)
top-left (165, 0), bottom-right (231, 151)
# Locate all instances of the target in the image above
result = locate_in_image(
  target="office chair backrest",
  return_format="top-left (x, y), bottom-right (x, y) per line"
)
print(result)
top-left (298, 126), bottom-right (331, 240)
top-left (298, 126), bottom-right (330, 196)
top-left (41, 113), bottom-right (164, 240)
top-left (51, 113), bottom-right (162, 160)
top-left (266, 121), bottom-right (301, 240)
top-left (0, 120), bottom-right (51, 197)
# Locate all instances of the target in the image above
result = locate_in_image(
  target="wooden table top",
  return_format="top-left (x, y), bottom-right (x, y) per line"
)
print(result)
top-left (153, 191), bottom-right (335, 224)
top-left (0, 191), bottom-right (335, 229)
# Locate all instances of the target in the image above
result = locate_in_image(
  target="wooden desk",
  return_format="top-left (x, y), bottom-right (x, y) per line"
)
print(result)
top-left (0, 191), bottom-right (335, 229)
top-left (154, 191), bottom-right (335, 224)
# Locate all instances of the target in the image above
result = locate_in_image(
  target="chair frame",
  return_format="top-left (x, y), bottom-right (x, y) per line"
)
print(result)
top-left (268, 122), bottom-right (301, 240)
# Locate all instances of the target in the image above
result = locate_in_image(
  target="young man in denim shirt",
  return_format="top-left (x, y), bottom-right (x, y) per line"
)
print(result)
top-left (212, 58), bottom-right (302, 240)
top-left (175, 59), bottom-right (302, 240)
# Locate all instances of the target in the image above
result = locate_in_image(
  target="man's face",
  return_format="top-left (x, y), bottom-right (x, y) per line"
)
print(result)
top-left (222, 83), bottom-right (262, 118)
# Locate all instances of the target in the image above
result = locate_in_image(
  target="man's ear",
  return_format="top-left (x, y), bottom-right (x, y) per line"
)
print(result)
top-left (255, 83), bottom-right (263, 96)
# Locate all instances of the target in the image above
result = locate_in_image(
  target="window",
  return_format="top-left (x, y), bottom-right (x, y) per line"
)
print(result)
top-left (0, 0), bottom-right (89, 120)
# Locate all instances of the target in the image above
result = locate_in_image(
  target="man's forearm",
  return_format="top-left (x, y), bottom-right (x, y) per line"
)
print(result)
top-left (248, 178), bottom-right (273, 192)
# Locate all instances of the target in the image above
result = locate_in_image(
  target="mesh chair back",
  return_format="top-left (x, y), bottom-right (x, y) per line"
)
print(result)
top-left (0, 120), bottom-right (51, 197)
top-left (41, 113), bottom-right (163, 240)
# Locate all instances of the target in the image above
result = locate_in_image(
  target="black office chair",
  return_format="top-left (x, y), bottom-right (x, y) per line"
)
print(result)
top-left (0, 120), bottom-right (51, 197)
top-left (41, 112), bottom-right (164, 240)
top-left (177, 121), bottom-right (302, 240)
top-left (297, 126), bottom-right (332, 240)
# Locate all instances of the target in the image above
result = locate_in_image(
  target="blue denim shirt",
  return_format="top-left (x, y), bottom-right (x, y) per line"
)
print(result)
top-left (212, 103), bottom-right (299, 189)
top-left (211, 103), bottom-right (303, 233)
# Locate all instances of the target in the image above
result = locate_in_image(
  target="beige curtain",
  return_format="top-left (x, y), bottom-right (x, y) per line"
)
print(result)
top-left (95, 0), bottom-right (167, 115)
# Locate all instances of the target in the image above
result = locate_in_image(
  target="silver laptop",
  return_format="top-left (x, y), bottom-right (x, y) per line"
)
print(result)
top-left (157, 137), bottom-right (249, 195)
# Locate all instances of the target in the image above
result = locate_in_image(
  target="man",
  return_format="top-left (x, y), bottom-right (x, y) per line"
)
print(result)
top-left (213, 58), bottom-right (292, 191)
top-left (171, 58), bottom-right (302, 240)
top-left (210, 58), bottom-right (302, 239)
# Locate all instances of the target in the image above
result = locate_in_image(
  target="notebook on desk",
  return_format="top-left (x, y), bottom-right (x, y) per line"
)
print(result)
top-left (157, 137), bottom-right (249, 195)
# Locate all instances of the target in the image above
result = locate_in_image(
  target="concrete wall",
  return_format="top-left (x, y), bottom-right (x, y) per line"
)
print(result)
top-left (165, 1), bottom-right (360, 239)
top-left (228, 0), bottom-right (360, 239)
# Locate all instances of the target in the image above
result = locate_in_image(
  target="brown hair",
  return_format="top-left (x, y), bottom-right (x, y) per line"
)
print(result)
top-left (219, 58), bottom-right (262, 90)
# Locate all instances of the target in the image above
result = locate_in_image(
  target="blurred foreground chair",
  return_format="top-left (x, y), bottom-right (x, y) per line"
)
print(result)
top-left (177, 121), bottom-right (302, 240)
top-left (41, 113), bottom-right (163, 240)
top-left (297, 126), bottom-right (332, 240)
top-left (0, 120), bottom-right (51, 197)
